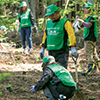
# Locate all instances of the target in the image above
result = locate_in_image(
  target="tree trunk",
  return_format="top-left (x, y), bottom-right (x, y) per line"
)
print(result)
top-left (42, 0), bottom-right (47, 17)
top-left (36, 0), bottom-right (39, 24)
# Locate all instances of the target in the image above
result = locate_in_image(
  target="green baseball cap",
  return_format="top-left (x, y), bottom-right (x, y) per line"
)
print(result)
top-left (42, 55), bottom-right (55, 67)
top-left (20, 1), bottom-right (27, 7)
top-left (0, 26), bottom-right (6, 31)
top-left (45, 4), bottom-right (58, 16)
top-left (0, 26), bottom-right (7, 33)
top-left (83, 2), bottom-right (93, 8)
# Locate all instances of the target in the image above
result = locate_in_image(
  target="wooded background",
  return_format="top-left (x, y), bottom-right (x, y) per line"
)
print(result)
top-left (0, 0), bottom-right (100, 33)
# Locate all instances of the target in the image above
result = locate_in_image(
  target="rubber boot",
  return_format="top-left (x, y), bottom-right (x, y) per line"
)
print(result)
top-left (97, 60), bottom-right (100, 70)
top-left (81, 63), bottom-right (95, 76)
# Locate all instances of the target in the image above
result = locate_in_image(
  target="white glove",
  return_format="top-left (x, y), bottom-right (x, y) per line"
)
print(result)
top-left (76, 18), bottom-right (84, 23)
top-left (40, 48), bottom-right (45, 59)
top-left (71, 47), bottom-right (78, 58)
top-left (30, 85), bottom-right (36, 93)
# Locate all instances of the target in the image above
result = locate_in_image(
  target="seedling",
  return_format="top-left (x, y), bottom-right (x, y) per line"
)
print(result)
top-left (6, 86), bottom-right (12, 92)
top-left (80, 63), bottom-right (85, 71)
top-left (34, 53), bottom-right (39, 61)
top-left (22, 71), bottom-right (26, 75)
top-left (22, 67), bottom-right (27, 75)
top-left (88, 96), bottom-right (96, 100)
top-left (0, 92), bottom-right (2, 95)
top-left (6, 83), bottom-right (12, 92)
top-left (16, 51), bottom-right (22, 54)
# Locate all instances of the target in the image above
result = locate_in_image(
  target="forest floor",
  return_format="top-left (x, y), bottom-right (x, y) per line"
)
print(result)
top-left (0, 32), bottom-right (100, 100)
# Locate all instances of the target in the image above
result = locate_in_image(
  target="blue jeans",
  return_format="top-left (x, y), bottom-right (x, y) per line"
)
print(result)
top-left (20, 27), bottom-right (32, 49)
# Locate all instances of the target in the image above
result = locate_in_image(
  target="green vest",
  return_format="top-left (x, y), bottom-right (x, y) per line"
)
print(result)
top-left (46, 17), bottom-right (68, 50)
top-left (47, 64), bottom-right (76, 90)
top-left (84, 15), bottom-right (98, 38)
top-left (19, 9), bottom-right (32, 27)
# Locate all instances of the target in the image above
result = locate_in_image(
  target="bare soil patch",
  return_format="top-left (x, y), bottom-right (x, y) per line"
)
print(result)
top-left (0, 32), bottom-right (100, 100)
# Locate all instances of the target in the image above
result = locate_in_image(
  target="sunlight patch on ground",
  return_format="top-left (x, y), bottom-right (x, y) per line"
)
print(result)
top-left (0, 63), bottom-right (43, 72)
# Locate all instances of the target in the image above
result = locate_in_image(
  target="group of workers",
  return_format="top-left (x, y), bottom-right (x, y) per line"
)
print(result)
top-left (1, 1), bottom-right (100, 100)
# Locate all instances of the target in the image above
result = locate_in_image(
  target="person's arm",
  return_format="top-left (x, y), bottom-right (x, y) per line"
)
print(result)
top-left (30, 11), bottom-right (38, 33)
top-left (64, 20), bottom-right (76, 47)
top-left (40, 27), bottom-right (47, 48)
top-left (34, 68), bottom-right (54, 91)
top-left (18, 14), bottom-right (21, 27)
top-left (77, 18), bottom-right (93, 29)
top-left (82, 22), bottom-right (92, 29)
top-left (29, 11), bottom-right (36, 26)
top-left (18, 17), bottom-right (21, 23)
top-left (82, 17), bottom-right (94, 28)
top-left (64, 21), bottom-right (78, 58)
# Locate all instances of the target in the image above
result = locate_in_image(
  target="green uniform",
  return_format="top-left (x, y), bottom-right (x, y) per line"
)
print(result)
top-left (18, 9), bottom-right (32, 27)
top-left (47, 64), bottom-right (76, 90)
top-left (84, 15), bottom-right (98, 39)
top-left (46, 17), bottom-right (68, 50)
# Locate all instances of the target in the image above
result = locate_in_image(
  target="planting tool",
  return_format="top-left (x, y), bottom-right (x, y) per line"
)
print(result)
top-left (72, 55), bottom-right (79, 90)
top-left (72, 55), bottom-right (84, 100)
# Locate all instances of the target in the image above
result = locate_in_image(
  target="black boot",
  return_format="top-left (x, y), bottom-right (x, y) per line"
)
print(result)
top-left (81, 63), bottom-right (96, 76)
top-left (97, 60), bottom-right (100, 70)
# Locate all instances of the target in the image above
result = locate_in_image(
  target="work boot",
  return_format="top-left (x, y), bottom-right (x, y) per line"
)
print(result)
top-left (29, 48), bottom-right (32, 54)
top-left (97, 60), bottom-right (100, 70)
top-left (22, 49), bottom-right (27, 54)
top-left (81, 63), bottom-right (96, 76)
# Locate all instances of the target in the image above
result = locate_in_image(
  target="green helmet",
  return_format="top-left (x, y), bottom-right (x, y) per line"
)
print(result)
top-left (42, 55), bottom-right (55, 67)
top-left (20, 1), bottom-right (27, 7)
top-left (83, 2), bottom-right (93, 8)
top-left (45, 4), bottom-right (58, 16)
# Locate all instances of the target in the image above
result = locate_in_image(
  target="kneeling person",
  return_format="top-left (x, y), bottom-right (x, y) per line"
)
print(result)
top-left (30, 55), bottom-right (76, 100)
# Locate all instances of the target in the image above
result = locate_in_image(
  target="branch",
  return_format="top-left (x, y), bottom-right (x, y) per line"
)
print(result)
top-left (63, 0), bottom-right (70, 17)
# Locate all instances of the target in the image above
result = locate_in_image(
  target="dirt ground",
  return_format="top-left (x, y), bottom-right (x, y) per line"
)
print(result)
top-left (0, 32), bottom-right (100, 100)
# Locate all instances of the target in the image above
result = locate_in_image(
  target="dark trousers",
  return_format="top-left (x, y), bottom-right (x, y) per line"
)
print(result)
top-left (44, 83), bottom-right (75, 100)
top-left (49, 50), bottom-right (69, 69)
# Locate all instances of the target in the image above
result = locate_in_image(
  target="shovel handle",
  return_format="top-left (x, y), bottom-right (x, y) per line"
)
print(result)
top-left (72, 55), bottom-right (78, 64)
top-left (72, 55), bottom-right (79, 90)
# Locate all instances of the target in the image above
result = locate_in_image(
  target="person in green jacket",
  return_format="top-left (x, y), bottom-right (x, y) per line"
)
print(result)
top-left (77, 2), bottom-right (100, 76)
top-left (30, 55), bottom-right (76, 100)
top-left (39, 4), bottom-right (78, 69)
top-left (18, 1), bottom-right (38, 54)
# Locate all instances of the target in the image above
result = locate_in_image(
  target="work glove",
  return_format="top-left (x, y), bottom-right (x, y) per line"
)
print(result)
top-left (34, 25), bottom-right (38, 33)
top-left (32, 25), bottom-right (38, 33)
top-left (40, 48), bottom-right (45, 59)
top-left (71, 47), bottom-right (78, 58)
top-left (76, 18), bottom-right (84, 23)
top-left (30, 85), bottom-right (36, 93)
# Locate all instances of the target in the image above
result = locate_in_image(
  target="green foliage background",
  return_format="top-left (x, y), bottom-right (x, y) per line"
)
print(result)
top-left (0, 0), bottom-right (100, 33)
top-left (0, 0), bottom-right (20, 32)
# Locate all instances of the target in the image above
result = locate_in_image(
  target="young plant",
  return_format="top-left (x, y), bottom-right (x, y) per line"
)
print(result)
top-left (0, 72), bottom-right (13, 94)
top-left (88, 96), bottom-right (96, 100)
top-left (34, 53), bottom-right (39, 62)
top-left (80, 63), bottom-right (85, 71)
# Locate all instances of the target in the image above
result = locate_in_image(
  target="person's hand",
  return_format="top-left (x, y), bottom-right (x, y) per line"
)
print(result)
top-left (30, 85), bottom-right (36, 93)
top-left (76, 18), bottom-right (84, 23)
top-left (71, 47), bottom-right (78, 58)
top-left (40, 48), bottom-right (45, 59)
top-left (31, 26), bottom-right (34, 30)
top-left (33, 25), bottom-right (38, 33)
